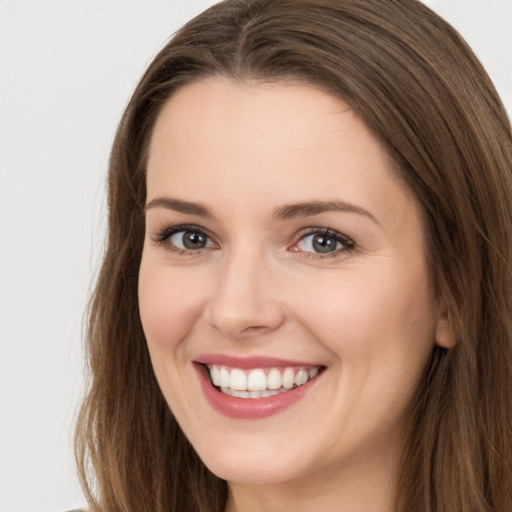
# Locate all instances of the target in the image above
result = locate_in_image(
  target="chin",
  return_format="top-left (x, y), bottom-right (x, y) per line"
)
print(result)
top-left (202, 452), bottom-right (304, 485)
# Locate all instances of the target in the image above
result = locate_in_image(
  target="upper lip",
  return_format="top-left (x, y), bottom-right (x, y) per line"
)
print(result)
top-left (194, 353), bottom-right (323, 369)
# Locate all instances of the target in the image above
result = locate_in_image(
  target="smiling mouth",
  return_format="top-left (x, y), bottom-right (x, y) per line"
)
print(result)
top-left (205, 364), bottom-right (323, 399)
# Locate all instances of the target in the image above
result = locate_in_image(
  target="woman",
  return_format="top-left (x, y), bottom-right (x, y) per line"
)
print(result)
top-left (75, 0), bottom-right (512, 510)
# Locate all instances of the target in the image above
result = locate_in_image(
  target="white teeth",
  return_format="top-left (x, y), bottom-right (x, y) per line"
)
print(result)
top-left (219, 387), bottom-right (282, 399)
top-left (267, 368), bottom-right (282, 389)
top-left (207, 364), bottom-right (321, 398)
top-left (230, 368), bottom-right (247, 390)
top-left (295, 369), bottom-right (308, 386)
top-left (210, 365), bottom-right (221, 386)
top-left (261, 389), bottom-right (281, 398)
top-left (219, 367), bottom-right (230, 387)
top-left (282, 367), bottom-right (295, 389)
top-left (247, 369), bottom-right (267, 391)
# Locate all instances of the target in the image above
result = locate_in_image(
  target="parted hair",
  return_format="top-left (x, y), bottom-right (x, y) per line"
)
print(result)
top-left (75, 1), bottom-right (512, 510)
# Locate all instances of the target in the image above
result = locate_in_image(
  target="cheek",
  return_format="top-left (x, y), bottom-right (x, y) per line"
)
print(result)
top-left (292, 263), bottom-right (436, 438)
top-left (138, 259), bottom-right (209, 416)
top-left (138, 259), bottom-right (205, 352)
top-left (290, 262), bottom-right (436, 364)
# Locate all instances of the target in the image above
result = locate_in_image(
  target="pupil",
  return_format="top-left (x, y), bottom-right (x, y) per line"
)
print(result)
top-left (183, 231), bottom-right (207, 249)
top-left (312, 235), bottom-right (337, 253)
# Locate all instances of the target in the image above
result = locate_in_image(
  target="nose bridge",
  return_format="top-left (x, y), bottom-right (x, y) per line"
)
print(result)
top-left (205, 239), bottom-right (283, 337)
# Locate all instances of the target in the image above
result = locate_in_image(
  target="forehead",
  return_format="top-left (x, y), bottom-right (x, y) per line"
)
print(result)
top-left (146, 77), bottom-right (418, 228)
top-left (148, 77), bottom-right (389, 178)
top-left (148, 78), bottom-right (358, 158)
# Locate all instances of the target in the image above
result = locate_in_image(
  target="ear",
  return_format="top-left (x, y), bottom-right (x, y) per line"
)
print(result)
top-left (435, 301), bottom-right (457, 349)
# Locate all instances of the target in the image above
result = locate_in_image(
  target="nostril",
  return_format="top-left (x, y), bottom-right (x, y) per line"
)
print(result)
top-left (203, 271), bottom-right (285, 337)
top-left (239, 324), bottom-right (272, 335)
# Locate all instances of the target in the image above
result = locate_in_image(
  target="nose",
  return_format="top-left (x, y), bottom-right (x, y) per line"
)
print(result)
top-left (204, 247), bottom-right (285, 339)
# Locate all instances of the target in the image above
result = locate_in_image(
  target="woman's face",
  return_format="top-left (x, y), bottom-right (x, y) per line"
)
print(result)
top-left (139, 77), bottom-right (446, 490)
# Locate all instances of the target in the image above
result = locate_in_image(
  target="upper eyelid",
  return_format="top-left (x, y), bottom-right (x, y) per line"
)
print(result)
top-left (295, 227), bottom-right (354, 242)
top-left (149, 223), bottom-right (355, 251)
top-left (298, 226), bottom-right (350, 236)
top-left (150, 224), bottom-right (350, 238)
top-left (287, 229), bottom-right (357, 262)
top-left (149, 225), bottom-right (217, 256)
top-left (151, 224), bottom-right (213, 240)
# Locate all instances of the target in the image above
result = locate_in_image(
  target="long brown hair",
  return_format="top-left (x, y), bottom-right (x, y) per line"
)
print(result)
top-left (75, 1), bottom-right (512, 510)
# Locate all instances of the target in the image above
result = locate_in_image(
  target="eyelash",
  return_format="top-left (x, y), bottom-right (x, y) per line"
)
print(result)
top-left (150, 224), bottom-right (356, 258)
top-left (293, 227), bottom-right (356, 258)
top-left (150, 224), bottom-right (215, 256)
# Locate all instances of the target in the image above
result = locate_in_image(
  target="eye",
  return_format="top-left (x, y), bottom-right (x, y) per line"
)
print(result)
top-left (151, 224), bottom-right (216, 254)
top-left (170, 229), bottom-right (214, 250)
top-left (292, 229), bottom-right (355, 255)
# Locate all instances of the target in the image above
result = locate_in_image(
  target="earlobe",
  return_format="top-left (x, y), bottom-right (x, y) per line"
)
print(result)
top-left (435, 306), bottom-right (457, 349)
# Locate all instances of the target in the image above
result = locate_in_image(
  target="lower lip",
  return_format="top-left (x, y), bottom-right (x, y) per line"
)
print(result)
top-left (195, 364), bottom-right (319, 419)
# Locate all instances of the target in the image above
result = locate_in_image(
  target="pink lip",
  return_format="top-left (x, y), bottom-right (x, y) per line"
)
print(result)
top-left (193, 360), bottom-right (322, 420)
top-left (195, 353), bottom-right (318, 369)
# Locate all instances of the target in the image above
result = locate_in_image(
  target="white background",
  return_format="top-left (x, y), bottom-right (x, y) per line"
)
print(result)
top-left (0, 1), bottom-right (510, 511)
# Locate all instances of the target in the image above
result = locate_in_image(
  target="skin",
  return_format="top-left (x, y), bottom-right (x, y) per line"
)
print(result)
top-left (138, 77), bottom-right (452, 512)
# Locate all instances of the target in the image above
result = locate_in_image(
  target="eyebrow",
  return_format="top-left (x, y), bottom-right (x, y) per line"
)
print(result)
top-left (271, 200), bottom-right (379, 225)
top-left (145, 197), bottom-right (378, 225)
top-left (145, 197), bottom-right (213, 217)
